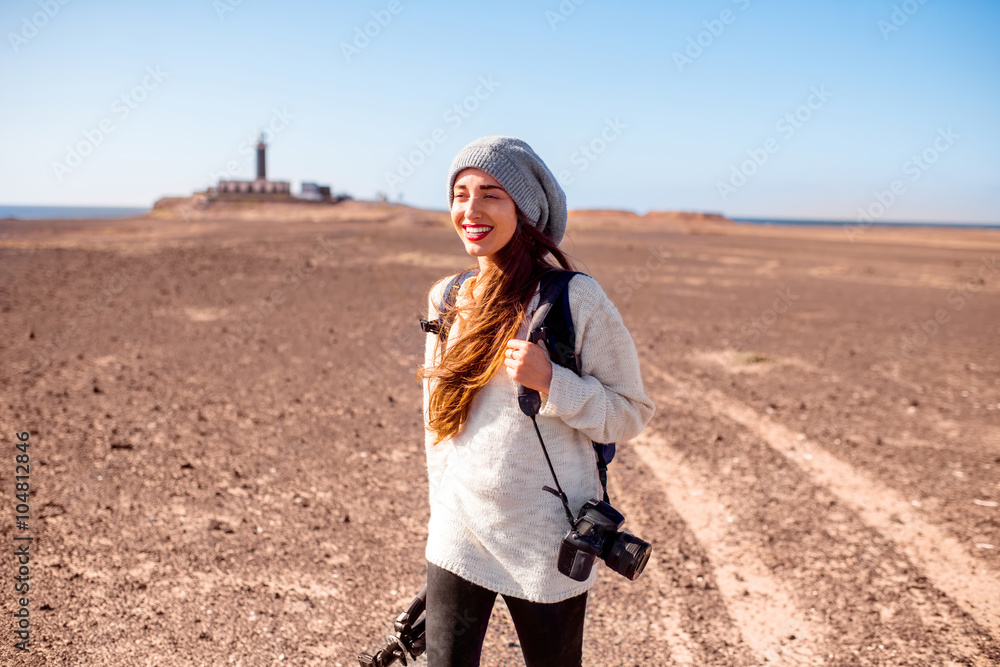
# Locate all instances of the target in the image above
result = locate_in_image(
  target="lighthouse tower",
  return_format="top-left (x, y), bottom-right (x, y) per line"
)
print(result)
top-left (256, 132), bottom-right (267, 181)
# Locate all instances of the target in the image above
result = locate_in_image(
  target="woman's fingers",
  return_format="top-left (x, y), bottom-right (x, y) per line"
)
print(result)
top-left (504, 339), bottom-right (552, 392)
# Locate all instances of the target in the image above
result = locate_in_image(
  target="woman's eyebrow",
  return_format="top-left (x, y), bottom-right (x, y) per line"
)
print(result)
top-left (454, 183), bottom-right (505, 193)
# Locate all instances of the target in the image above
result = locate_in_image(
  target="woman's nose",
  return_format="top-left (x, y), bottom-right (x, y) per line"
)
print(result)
top-left (464, 196), bottom-right (484, 220)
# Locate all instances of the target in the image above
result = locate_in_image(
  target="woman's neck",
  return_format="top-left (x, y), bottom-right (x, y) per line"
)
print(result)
top-left (473, 257), bottom-right (497, 301)
top-left (476, 255), bottom-right (495, 274)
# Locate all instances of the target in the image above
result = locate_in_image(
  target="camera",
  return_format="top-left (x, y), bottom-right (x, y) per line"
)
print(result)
top-left (557, 499), bottom-right (651, 582)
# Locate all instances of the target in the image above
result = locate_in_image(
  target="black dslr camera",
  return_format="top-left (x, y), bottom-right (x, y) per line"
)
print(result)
top-left (557, 499), bottom-right (652, 582)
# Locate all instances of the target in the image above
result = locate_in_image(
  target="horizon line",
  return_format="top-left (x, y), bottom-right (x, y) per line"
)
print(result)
top-left (1, 202), bottom-right (998, 228)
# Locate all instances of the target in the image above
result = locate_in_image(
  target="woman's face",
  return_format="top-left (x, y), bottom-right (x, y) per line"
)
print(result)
top-left (451, 168), bottom-right (518, 267)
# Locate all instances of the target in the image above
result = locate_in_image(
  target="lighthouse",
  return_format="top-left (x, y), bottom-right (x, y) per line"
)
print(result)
top-left (209, 129), bottom-right (291, 196)
top-left (256, 132), bottom-right (267, 181)
top-left (206, 129), bottom-right (332, 200)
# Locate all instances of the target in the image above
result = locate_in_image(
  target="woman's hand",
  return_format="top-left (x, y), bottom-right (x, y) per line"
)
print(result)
top-left (504, 339), bottom-right (552, 393)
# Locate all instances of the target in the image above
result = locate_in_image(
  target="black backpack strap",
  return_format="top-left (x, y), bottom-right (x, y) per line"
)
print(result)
top-left (529, 269), bottom-right (617, 503)
top-left (531, 269), bottom-right (581, 373)
top-left (418, 269), bottom-right (479, 343)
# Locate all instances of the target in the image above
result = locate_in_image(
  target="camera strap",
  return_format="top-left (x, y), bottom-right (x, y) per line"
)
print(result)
top-left (528, 413), bottom-right (578, 530)
top-left (516, 269), bottom-right (617, 529)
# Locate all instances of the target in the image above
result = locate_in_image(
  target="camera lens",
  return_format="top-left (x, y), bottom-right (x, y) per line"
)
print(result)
top-left (604, 532), bottom-right (652, 581)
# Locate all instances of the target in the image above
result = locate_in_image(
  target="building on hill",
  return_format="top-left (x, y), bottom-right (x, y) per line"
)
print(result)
top-left (202, 133), bottom-right (339, 202)
top-left (207, 133), bottom-right (291, 197)
top-left (300, 182), bottom-right (332, 201)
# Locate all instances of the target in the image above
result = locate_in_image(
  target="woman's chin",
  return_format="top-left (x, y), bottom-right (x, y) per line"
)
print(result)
top-left (463, 244), bottom-right (490, 257)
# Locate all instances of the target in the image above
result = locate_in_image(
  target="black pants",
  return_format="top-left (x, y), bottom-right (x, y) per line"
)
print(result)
top-left (425, 561), bottom-right (588, 667)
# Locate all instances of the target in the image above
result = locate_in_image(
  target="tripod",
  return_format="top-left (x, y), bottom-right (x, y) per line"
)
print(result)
top-left (357, 585), bottom-right (427, 666)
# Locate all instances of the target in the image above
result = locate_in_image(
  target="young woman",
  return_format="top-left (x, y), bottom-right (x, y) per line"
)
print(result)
top-left (416, 136), bottom-right (655, 666)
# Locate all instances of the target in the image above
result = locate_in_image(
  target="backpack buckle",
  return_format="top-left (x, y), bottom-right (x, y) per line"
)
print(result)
top-left (419, 317), bottom-right (442, 334)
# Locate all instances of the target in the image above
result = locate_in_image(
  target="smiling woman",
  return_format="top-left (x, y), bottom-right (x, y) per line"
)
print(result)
top-left (412, 136), bottom-right (655, 666)
top-left (451, 169), bottom-right (518, 267)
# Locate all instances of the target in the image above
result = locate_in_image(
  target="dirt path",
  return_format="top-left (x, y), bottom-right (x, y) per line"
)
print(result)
top-left (687, 367), bottom-right (1000, 639)
top-left (630, 368), bottom-right (995, 664)
top-left (633, 428), bottom-right (830, 665)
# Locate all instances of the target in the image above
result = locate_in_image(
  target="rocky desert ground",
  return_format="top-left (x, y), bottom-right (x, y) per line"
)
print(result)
top-left (1, 202), bottom-right (998, 666)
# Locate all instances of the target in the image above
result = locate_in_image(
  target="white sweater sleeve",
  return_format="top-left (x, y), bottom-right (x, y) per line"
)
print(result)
top-left (537, 274), bottom-right (655, 444)
top-left (423, 278), bottom-right (450, 502)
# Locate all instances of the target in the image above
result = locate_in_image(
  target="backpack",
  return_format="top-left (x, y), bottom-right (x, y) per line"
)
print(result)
top-left (418, 267), bottom-right (616, 503)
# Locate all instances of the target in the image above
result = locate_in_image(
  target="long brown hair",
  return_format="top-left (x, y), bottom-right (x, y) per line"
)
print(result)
top-left (416, 210), bottom-right (575, 445)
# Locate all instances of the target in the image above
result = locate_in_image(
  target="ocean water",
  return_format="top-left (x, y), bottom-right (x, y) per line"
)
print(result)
top-left (732, 217), bottom-right (1000, 229)
top-left (1, 206), bottom-right (996, 229)
top-left (0, 205), bottom-right (150, 220)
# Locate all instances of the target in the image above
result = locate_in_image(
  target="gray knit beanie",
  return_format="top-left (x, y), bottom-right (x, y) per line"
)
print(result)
top-left (447, 136), bottom-right (568, 246)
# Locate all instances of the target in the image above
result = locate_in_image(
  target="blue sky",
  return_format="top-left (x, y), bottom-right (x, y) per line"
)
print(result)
top-left (2, 0), bottom-right (998, 223)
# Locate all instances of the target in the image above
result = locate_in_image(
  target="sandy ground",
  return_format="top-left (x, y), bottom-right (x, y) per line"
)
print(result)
top-left (1, 204), bottom-right (999, 666)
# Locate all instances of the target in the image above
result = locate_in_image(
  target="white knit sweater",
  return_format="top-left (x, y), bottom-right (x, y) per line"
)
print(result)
top-left (422, 271), bottom-right (655, 603)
